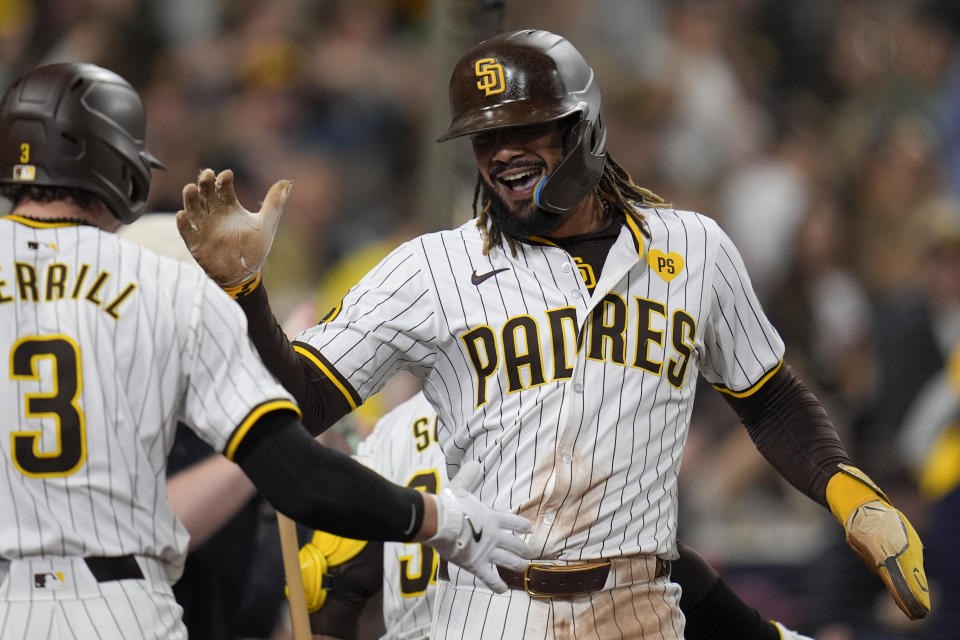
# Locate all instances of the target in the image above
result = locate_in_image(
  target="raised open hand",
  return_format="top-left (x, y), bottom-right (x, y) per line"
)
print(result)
top-left (177, 168), bottom-right (290, 288)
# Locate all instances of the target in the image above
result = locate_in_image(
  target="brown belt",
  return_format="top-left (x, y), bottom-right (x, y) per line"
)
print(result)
top-left (438, 556), bottom-right (670, 597)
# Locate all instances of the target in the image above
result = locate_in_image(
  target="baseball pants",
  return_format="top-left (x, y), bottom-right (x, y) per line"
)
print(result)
top-left (432, 554), bottom-right (684, 640)
top-left (0, 555), bottom-right (186, 639)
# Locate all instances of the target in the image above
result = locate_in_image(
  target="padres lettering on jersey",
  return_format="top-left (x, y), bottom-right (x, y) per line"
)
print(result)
top-left (295, 207), bottom-right (783, 564)
top-left (460, 296), bottom-right (696, 406)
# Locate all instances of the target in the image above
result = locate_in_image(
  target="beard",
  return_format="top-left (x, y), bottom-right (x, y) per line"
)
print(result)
top-left (479, 177), bottom-right (564, 240)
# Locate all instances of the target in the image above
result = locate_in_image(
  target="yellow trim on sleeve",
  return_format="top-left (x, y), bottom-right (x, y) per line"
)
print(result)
top-left (224, 399), bottom-right (301, 461)
top-left (292, 344), bottom-right (359, 410)
top-left (712, 360), bottom-right (783, 398)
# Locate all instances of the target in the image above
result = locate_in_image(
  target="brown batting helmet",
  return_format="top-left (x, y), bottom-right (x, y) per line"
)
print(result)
top-left (438, 29), bottom-right (606, 215)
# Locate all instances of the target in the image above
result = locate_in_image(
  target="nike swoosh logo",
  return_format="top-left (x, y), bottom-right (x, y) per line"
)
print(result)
top-left (471, 267), bottom-right (509, 285)
top-left (465, 515), bottom-right (483, 542)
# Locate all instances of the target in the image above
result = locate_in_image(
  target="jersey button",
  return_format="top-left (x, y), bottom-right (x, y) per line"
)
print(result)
top-left (571, 289), bottom-right (581, 298)
top-left (573, 383), bottom-right (583, 393)
top-left (561, 453), bottom-right (573, 464)
top-left (561, 262), bottom-right (572, 273)
top-left (543, 512), bottom-right (555, 524)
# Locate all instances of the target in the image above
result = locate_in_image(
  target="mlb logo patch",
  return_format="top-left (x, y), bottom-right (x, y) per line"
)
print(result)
top-left (13, 165), bottom-right (36, 181)
top-left (34, 572), bottom-right (66, 590)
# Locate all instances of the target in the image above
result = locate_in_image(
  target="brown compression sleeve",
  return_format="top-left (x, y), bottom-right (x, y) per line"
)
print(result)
top-left (308, 541), bottom-right (384, 640)
top-left (722, 364), bottom-right (852, 507)
top-left (234, 410), bottom-right (424, 542)
top-left (673, 540), bottom-right (720, 610)
top-left (675, 541), bottom-right (778, 640)
top-left (237, 283), bottom-right (351, 435)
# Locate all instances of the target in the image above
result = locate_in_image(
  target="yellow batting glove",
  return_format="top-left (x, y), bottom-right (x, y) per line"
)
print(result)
top-left (826, 464), bottom-right (930, 620)
top-left (289, 530), bottom-right (368, 613)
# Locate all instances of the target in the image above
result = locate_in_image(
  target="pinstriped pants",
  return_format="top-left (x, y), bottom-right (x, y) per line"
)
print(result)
top-left (431, 555), bottom-right (684, 640)
top-left (0, 556), bottom-right (186, 640)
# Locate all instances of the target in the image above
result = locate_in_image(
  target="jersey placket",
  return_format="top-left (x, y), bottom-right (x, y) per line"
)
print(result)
top-left (528, 228), bottom-right (647, 558)
top-left (527, 243), bottom-right (600, 557)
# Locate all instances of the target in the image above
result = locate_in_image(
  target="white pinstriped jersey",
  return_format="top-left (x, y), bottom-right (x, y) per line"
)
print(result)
top-left (294, 207), bottom-right (783, 563)
top-left (354, 392), bottom-right (443, 640)
top-left (0, 214), bottom-right (297, 580)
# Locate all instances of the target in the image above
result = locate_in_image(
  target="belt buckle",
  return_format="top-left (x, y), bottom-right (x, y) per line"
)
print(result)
top-left (523, 562), bottom-right (555, 598)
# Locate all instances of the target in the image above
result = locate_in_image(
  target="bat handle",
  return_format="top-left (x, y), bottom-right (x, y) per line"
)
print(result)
top-left (277, 512), bottom-right (312, 640)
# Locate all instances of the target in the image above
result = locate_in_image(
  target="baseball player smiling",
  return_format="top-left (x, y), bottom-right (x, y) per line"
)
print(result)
top-left (178, 29), bottom-right (929, 639)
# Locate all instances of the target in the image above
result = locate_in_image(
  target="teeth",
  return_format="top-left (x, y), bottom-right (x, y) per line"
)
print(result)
top-left (501, 168), bottom-right (541, 185)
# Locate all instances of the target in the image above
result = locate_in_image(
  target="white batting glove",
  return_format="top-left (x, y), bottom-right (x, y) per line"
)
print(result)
top-left (176, 168), bottom-right (290, 290)
top-left (424, 461), bottom-right (532, 593)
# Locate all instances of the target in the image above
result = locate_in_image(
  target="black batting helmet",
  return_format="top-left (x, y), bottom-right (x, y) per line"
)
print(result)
top-left (438, 29), bottom-right (606, 215)
top-left (0, 62), bottom-right (164, 224)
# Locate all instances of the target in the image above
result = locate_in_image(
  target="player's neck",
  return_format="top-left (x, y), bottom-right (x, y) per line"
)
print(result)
top-left (11, 200), bottom-right (120, 232)
top-left (543, 193), bottom-right (607, 239)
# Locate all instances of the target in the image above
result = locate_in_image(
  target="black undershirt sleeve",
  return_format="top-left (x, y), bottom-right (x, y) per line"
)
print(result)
top-left (722, 364), bottom-right (852, 507)
top-left (233, 410), bottom-right (424, 542)
top-left (238, 283), bottom-right (352, 435)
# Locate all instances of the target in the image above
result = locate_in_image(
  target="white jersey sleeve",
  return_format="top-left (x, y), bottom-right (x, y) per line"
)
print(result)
top-left (179, 274), bottom-right (300, 457)
top-left (291, 241), bottom-right (439, 409)
top-left (698, 217), bottom-right (785, 394)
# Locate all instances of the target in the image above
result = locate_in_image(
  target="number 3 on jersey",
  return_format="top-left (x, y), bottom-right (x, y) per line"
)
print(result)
top-left (8, 335), bottom-right (87, 477)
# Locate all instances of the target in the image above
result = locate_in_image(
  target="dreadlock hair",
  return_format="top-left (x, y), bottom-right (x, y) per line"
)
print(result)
top-left (473, 153), bottom-right (665, 255)
top-left (596, 155), bottom-right (665, 237)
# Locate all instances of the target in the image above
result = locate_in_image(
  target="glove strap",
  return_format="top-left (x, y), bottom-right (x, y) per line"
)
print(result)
top-left (222, 272), bottom-right (262, 299)
top-left (825, 463), bottom-right (890, 525)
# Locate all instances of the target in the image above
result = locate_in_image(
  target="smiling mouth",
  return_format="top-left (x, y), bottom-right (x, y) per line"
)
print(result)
top-left (497, 167), bottom-right (544, 196)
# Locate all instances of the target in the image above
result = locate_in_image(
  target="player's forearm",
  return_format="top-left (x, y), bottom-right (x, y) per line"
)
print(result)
top-left (723, 364), bottom-right (852, 506)
top-left (238, 283), bottom-right (351, 434)
top-left (167, 454), bottom-right (256, 550)
top-left (234, 411), bottom-right (427, 541)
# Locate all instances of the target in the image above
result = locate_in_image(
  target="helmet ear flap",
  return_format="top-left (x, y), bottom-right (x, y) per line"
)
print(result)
top-left (591, 114), bottom-right (604, 153)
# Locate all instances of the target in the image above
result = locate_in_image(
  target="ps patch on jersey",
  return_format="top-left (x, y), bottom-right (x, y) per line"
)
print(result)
top-left (647, 250), bottom-right (684, 282)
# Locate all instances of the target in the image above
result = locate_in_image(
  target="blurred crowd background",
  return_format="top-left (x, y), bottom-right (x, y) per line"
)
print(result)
top-left (3, 0), bottom-right (960, 638)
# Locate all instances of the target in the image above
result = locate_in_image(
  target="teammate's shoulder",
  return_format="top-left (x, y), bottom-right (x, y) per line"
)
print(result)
top-left (372, 392), bottom-right (436, 433)
top-left (114, 214), bottom-right (213, 295)
top-left (359, 393), bottom-right (437, 454)
top-left (116, 213), bottom-right (202, 267)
